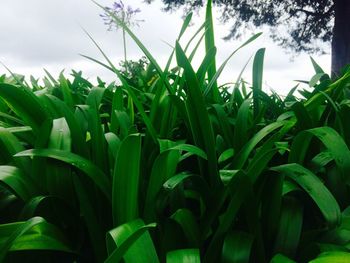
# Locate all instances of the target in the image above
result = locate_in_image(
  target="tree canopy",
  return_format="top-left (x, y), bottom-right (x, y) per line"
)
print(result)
top-left (146, 0), bottom-right (350, 76)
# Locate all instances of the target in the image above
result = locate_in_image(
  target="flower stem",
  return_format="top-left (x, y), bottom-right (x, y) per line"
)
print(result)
top-left (122, 12), bottom-right (128, 75)
top-left (123, 29), bottom-right (128, 73)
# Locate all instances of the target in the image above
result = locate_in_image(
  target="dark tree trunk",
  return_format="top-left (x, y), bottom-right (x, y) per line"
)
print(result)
top-left (331, 0), bottom-right (350, 78)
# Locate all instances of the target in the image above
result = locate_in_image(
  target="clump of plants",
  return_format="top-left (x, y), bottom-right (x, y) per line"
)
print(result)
top-left (1, 0), bottom-right (350, 262)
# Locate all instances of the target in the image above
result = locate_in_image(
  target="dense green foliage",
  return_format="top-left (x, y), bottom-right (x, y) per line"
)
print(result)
top-left (1, 1), bottom-right (350, 262)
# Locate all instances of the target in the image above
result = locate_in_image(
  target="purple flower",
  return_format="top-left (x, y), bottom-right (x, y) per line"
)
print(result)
top-left (112, 0), bottom-right (124, 11)
top-left (100, 1), bottom-right (144, 31)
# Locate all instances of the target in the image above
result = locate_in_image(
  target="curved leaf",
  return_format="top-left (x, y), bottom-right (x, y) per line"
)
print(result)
top-left (272, 163), bottom-right (341, 227)
top-left (14, 149), bottom-right (111, 200)
top-left (0, 83), bottom-right (49, 134)
top-left (289, 127), bottom-right (350, 184)
top-left (309, 251), bottom-right (350, 263)
top-left (106, 219), bottom-right (158, 263)
top-left (0, 217), bottom-right (71, 261)
top-left (0, 166), bottom-right (37, 201)
top-left (167, 249), bottom-right (200, 263)
top-left (270, 254), bottom-right (296, 263)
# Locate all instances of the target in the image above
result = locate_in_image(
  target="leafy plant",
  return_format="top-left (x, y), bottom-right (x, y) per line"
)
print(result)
top-left (1, 0), bottom-right (350, 262)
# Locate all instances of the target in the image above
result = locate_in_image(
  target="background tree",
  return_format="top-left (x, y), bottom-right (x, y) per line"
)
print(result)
top-left (145, 0), bottom-right (350, 77)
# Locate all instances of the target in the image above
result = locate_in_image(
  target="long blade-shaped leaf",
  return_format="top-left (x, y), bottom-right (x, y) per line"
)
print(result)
top-left (289, 127), bottom-right (350, 183)
top-left (175, 42), bottom-right (219, 187)
top-left (113, 134), bottom-right (141, 226)
top-left (14, 149), bottom-right (111, 200)
top-left (272, 163), bottom-right (341, 228)
top-left (204, 33), bottom-right (262, 96)
top-left (204, 0), bottom-right (219, 102)
top-left (0, 166), bottom-right (37, 201)
top-left (222, 231), bottom-right (253, 263)
top-left (106, 219), bottom-right (158, 263)
top-left (0, 217), bottom-right (71, 260)
top-left (252, 48), bottom-right (265, 118)
top-left (144, 150), bottom-right (180, 221)
top-left (309, 251), bottom-right (350, 263)
top-left (167, 249), bottom-right (200, 263)
top-left (0, 83), bottom-right (49, 133)
top-left (273, 196), bottom-right (303, 258)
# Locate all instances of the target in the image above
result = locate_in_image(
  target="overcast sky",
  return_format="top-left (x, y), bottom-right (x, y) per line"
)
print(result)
top-left (1, 0), bottom-right (331, 95)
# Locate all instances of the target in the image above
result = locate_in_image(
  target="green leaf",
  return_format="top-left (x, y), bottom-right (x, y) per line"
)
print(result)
top-left (261, 173), bottom-right (284, 249)
top-left (87, 106), bottom-right (109, 174)
top-left (229, 57), bottom-right (252, 110)
top-left (204, 33), bottom-right (262, 97)
top-left (42, 68), bottom-right (58, 85)
top-left (212, 104), bottom-right (234, 148)
top-left (218, 149), bottom-right (234, 164)
top-left (110, 87), bottom-right (124, 133)
top-left (289, 127), bottom-right (350, 184)
top-left (233, 121), bottom-right (293, 169)
top-left (170, 209), bottom-right (200, 247)
top-left (4, 126), bottom-right (32, 133)
top-left (178, 12), bottom-right (193, 40)
top-left (14, 149), bottom-right (111, 200)
top-left (175, 42), bottom-right (219, 187)
top-left (162, 172), bottom-right (211, 207)
top-left (0, 111), bottom-right (25, 126)
top-left (58, 73), bottom-right (74, 108)
top-left (204, 172), bottom-right (252, 262)
top-left (273, 196), bottom-right (303, 258)
top-left (171, 144), bottom-right (207, 161)
top-left (309, 251), bottom-right (350, 263)
top-left (72, 175), bottom-right (106, 262)
top-left (144, 150), bottom-right (180, 221)
top-left (163, 172), bottom-right (193, 189)
top-left (0, 166), bottom-right (37, 201)
top-left (310, 57), bottom-right (325, 74)
top-left (0, 128), bottom-right (31, 174)
top-left (222, 231), bottom-right (253, 263)
top-left (272, 163), bottom-right (341, 228)
top-left (252, 48), bottom-right (265, 118)
top-left (291, 101), bottom-right (313, 129)
top-left (270, 254), bottom-right (296, 263)
top-left (245, 122), bottom-right (295, 183)
top-left (309, 73), bottom-right (326, 87)
top-left (338, 105), bottom-right (350, 146)
top-left (233, 99), bottom-right (252, 150)
top-left (86, 87), bottom-right (106, 108)
top-left (46, 117), bottom-right (75, 202)
top-left (0, 217), bottom-right (71, 261)
top-left (44, 94), bottom-right (89, 158)
top-left (166, 249), bottom-right (200, 263)
top-left (113, 134), bottom-right (141, 226)
top-left (204, 0), bottom-right (219, 102)
top-left (105, 132), bottom-right (121, 169)
top-left (48, 118), bottom-right (71, 151)
top-left (114, 110), bottom-right (131, 139)
top-left (197, 47), bottom-right (217, 87)
top-left (0, 83), bottom-right (49, 134)
top-left (106, 219), bottom-right (159, 263)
